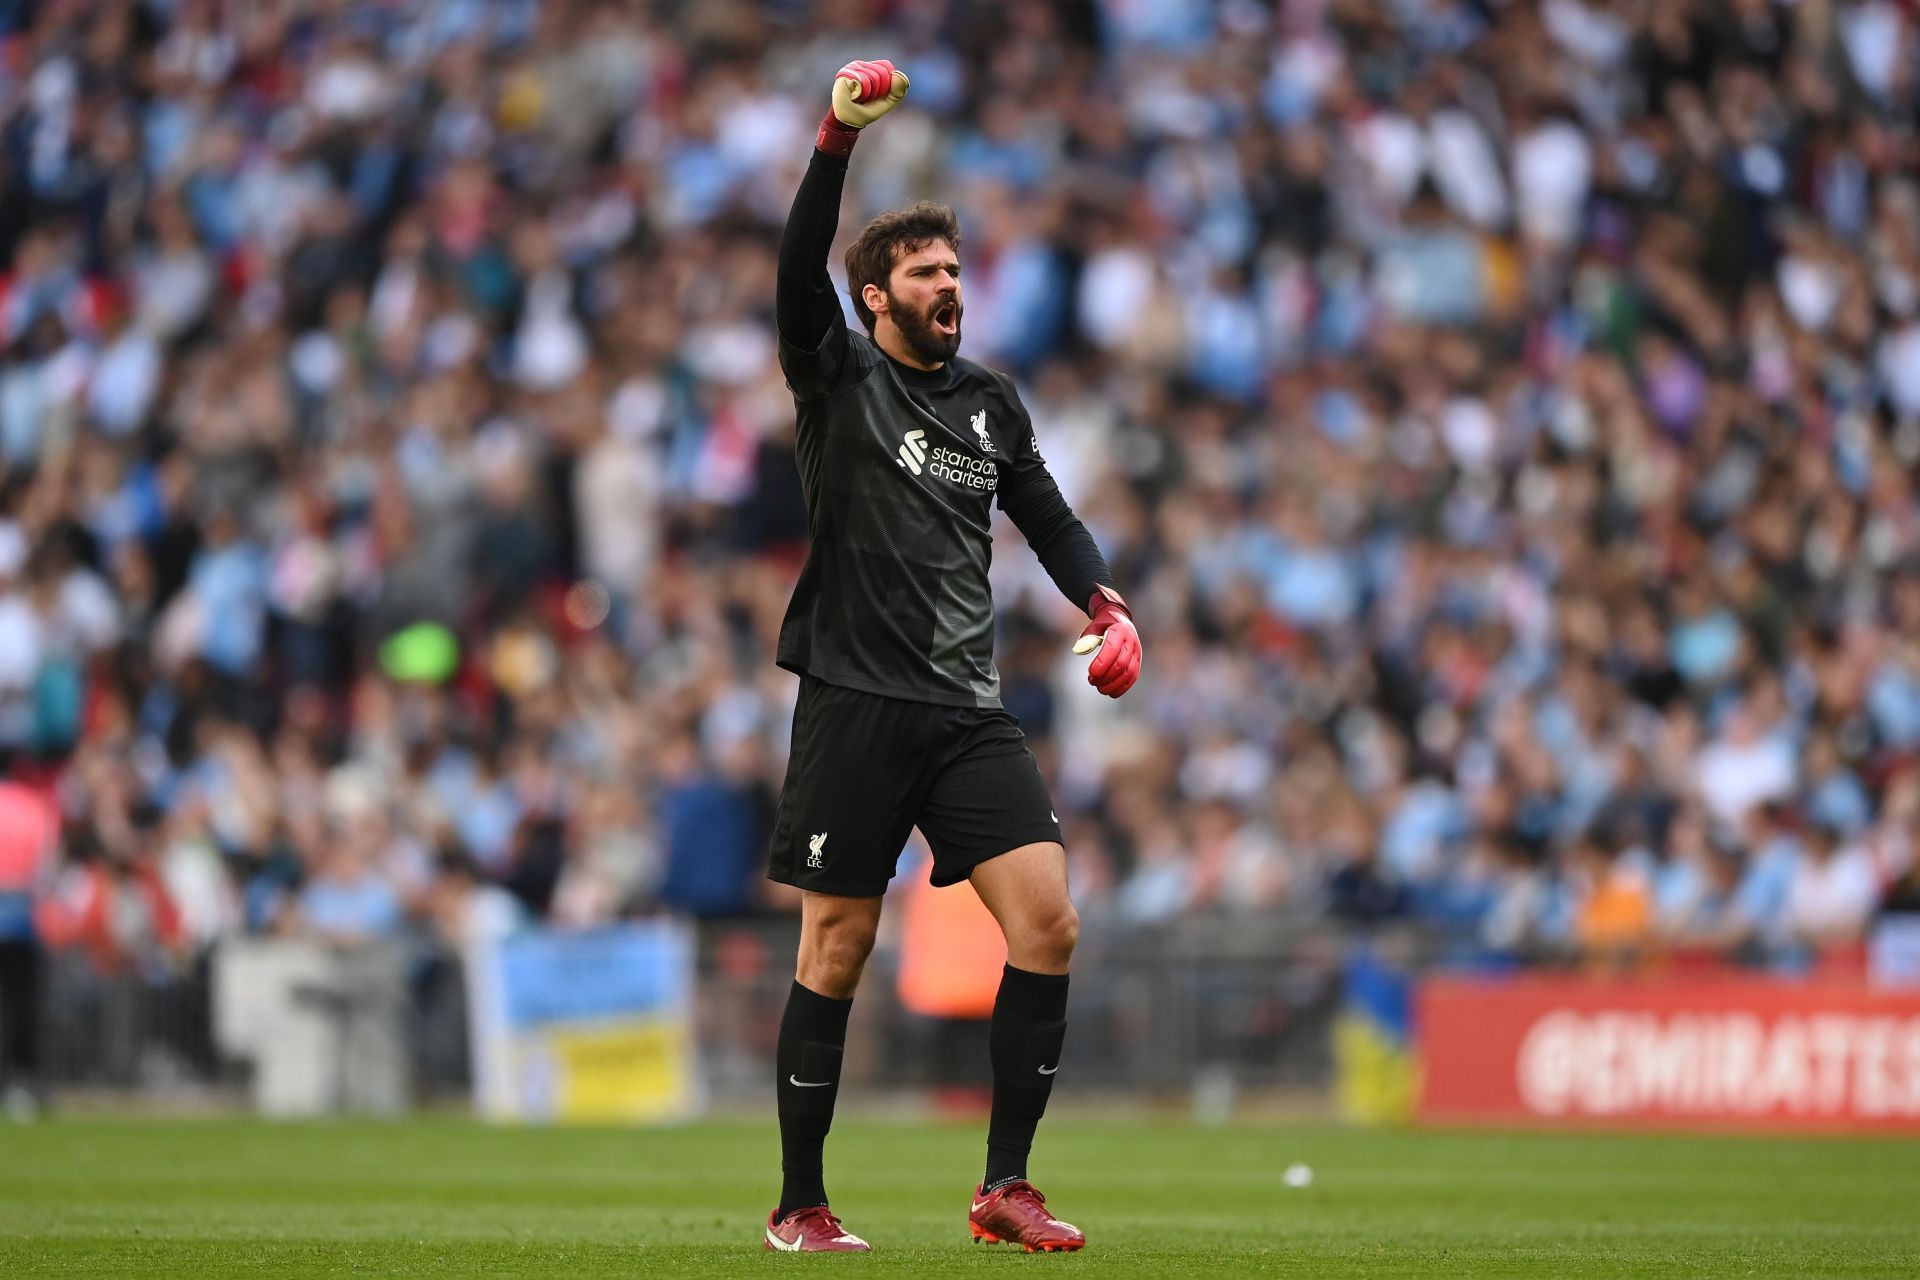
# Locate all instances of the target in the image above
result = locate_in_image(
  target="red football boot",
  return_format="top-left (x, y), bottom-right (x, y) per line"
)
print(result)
top-left (763, 1205), bottom-right (871, 1252)
top-left (968, 1180), bottom-right (1086, 1253)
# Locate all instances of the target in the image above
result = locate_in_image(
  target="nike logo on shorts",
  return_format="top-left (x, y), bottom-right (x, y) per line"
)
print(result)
top-left (1038, 1064), bottom-right (1058, 1075)
top-left (789, 1076), bottom-right (832, 1087)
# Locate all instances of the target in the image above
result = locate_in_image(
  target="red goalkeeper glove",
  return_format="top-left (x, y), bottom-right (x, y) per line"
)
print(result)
top-left (815, 58), bottom-right (909, 156)
top-left (1072, 585), bottom-right (1141, 698)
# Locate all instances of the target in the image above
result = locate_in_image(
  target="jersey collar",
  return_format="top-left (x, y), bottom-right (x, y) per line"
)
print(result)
top-left (888, 355), bottom-right (954, 391)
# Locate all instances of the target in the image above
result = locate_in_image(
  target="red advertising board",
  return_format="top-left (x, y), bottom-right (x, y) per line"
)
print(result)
top-left (1417, 976), bottom-right (1920, 1131)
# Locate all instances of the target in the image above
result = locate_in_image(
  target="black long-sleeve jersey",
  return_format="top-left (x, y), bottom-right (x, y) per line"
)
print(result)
top-left (774, 149), bottom-right (1115, 710)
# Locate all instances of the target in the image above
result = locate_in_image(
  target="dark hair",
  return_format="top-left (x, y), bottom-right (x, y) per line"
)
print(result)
top-left (844, 201), bottom-right (962, 335)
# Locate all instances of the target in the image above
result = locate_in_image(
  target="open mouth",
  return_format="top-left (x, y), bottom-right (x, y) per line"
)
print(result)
top-left (934, 302), bottom-right (958, 336)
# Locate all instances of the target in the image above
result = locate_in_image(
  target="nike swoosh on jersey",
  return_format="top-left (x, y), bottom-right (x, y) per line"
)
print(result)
top-left (1038, 1064), bottom-right (1058, 1075)
top-left (789, 1076), bottom-right (832, 1087)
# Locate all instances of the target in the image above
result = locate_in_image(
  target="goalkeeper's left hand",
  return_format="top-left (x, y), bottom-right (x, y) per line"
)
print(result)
top-left (1072, 585), bottom-right (1142, 697)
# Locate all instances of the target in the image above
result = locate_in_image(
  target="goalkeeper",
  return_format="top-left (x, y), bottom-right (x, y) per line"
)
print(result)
top-left (761, 58), bottom-right (1142, 1254)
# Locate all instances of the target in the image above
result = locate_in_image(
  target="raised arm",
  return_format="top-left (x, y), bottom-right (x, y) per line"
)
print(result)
top-left (776, 153), bottom-right (851, 353)
top-left (775, 59), bottom-right (908, 398)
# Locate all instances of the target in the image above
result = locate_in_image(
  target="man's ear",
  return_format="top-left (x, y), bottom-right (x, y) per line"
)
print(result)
top-left (863, 282), bottom-right (888, 320)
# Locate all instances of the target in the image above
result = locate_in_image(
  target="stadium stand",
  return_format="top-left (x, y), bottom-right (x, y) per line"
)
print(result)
top-left (1, 0), bottom-right (1918, 1101)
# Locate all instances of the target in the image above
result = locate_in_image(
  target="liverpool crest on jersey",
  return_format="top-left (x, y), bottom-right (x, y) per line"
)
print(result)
top-left (970, 409), bottom-right (995, 453)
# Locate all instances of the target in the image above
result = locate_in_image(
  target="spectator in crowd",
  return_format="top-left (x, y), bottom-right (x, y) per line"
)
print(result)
top-left (0, 776), bottom-right (56, 1115)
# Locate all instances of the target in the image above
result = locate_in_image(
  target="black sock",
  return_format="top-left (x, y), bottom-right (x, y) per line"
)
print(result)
top-left (984, 965), bottom-right (1069, 1191)
top-left (776, 980), bottom-right (853, 1219)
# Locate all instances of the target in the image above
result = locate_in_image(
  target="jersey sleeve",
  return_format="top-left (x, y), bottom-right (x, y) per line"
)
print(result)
top-left (777, 299), bottom-right (852, 401)
top-left (996, 387), bottom-right (1116, 610)
top-left (777, 151), bottom-right (854, 401)
top-left (996, 405), bottom-right (1053, 512)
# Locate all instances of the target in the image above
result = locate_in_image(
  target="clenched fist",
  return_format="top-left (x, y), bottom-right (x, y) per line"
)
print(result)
top-left (1074, 585), bottom-right (1142, 698)
top-left (831, 58), bottom-right (908, 128)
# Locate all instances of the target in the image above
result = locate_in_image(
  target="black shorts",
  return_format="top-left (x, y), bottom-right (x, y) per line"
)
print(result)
top-left (767, 677), bottom-right (1062, 898)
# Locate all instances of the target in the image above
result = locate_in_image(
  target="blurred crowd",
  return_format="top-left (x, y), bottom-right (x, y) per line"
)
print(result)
top-left (2, 0), bottom-right (1920, 999)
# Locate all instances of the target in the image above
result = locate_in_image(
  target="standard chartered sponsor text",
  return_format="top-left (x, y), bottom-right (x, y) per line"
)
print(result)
top-left (929, 445), bottom-right (997, 490)
top-left (1517, 1010), bottom-right (1920, 1116)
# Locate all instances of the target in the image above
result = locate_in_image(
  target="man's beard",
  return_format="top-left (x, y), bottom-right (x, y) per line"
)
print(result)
top-left (890, 292), bottom-right (962, 365)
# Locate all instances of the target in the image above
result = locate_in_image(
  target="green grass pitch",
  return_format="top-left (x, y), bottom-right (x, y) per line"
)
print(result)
top-left (3, 1115), bottom-right (1917, 1276)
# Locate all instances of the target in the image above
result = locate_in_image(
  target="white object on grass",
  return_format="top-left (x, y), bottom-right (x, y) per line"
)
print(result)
top-left (1283, 1163), bottom-right (1314, 1188)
